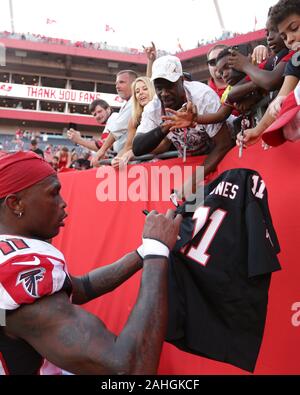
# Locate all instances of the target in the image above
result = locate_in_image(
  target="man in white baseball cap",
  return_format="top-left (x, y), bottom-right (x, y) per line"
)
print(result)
top-left (262, 82), bottom-right (300, 146)
top-left (151, 55), bottom-right (183, 82)
top-left (132, 55), bottom-right (234, 199)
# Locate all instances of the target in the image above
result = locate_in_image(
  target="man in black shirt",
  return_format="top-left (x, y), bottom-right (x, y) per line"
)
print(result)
top-left (30, 139), bottom-right (44, 158)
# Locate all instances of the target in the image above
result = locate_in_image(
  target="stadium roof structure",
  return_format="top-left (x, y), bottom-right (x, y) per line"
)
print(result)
top-left (1, 29), bottom-right (266, 64)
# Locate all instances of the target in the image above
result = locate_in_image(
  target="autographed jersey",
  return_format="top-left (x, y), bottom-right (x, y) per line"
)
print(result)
top-left (166, 169), bottom-right (281, 372)
top-left (0, 236), bottom-right (72, 375)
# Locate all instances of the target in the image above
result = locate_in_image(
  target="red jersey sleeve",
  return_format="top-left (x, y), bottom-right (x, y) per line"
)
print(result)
top-left (0, 237), bottom-right (69, 310)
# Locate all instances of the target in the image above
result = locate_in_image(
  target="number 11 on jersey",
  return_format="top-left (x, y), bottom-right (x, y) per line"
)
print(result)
top-left (184, 207), bottom-right (227, 267)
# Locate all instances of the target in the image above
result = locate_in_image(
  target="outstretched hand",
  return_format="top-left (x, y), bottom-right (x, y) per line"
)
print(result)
top-left (228, 49), bottom-right (251, 72)
top-left (143, 210), bottom-right (182, 251)
top-left (161, 102), bottom-right (198, 131)
top-left (251, 45), bottom-right (268, 65)
top-left (143, 42), bottom-right (157, 61)
top-left (67, 129), bottom-right (81, 144)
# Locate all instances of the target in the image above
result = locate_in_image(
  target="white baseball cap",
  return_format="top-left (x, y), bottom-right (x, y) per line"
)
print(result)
top-left (151, 55), bottom-right (183, 83)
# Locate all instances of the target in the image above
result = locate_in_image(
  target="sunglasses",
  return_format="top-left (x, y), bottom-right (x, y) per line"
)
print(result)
top-left (207, 58), bottom-right (217, 67)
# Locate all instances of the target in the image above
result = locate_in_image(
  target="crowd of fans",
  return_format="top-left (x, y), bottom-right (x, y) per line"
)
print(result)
top-left (1, 29), bottom-right (253, 55)
top-left (0, 131), bottom-right (93, 172)
top-left (0, 30), bottom-right (169, 56)
top-left (196, 30), bottom-right (247, 49)
top-left (65, 0), bottom-right (299, 200)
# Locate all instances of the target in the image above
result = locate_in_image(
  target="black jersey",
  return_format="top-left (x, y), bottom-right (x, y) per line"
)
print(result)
top-left (166, 168), bottom-right (281, 372)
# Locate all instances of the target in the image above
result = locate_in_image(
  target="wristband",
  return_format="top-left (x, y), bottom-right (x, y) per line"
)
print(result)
top-left (136, 245), bottom-right (144, 260)
top-left (143, 238), bottom-right (170, 259)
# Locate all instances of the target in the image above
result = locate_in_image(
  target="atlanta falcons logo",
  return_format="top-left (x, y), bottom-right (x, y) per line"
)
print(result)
top-left (16, 268), bottom-right (46, 298)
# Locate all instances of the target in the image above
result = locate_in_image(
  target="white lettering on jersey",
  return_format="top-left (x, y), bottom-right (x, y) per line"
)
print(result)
top-left (210, 182), bottom-right (239, 200)
top-left (291, 302), bottom-right (300, 327)
top-left (186, 207), bottom-right (227, 266)
top-left (230, 185), bottom-right (239, 200)
top-left (12, 256), bottom-right (41, 266)
top-left (252, 175), bottom-right (266, 199)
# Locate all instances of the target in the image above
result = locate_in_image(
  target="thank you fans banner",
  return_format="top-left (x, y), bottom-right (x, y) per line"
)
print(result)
top-left (0, 82), bottom-right (124, 107)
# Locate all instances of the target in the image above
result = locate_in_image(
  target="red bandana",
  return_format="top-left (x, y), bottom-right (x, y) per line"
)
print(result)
top-left (0, 151), bottom-right (56, 199)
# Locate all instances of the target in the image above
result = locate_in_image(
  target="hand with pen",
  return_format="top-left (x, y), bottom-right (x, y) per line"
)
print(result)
top-left (143, 210), bottom-right (181, 241)
top-left (236, 128), bottom-right (262, 150)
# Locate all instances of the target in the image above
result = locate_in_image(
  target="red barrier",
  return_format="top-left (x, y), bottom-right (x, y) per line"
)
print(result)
top-left (54, 142), bottom-right (300, 375)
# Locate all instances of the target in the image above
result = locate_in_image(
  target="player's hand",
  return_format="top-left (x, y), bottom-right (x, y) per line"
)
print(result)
top-left (67, 129), bottom-right (81, 144)
top-left (143, 210), bottom-right (182, 251)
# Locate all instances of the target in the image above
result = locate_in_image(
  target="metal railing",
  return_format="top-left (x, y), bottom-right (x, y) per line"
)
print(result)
top-left (99, 151), bottom-right (180, 166)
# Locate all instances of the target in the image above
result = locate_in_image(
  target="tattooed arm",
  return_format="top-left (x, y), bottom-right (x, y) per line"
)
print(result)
top-left (5, 260), bottom-right (166, 375)
top-left (71, 252), bottom-right (143, 305)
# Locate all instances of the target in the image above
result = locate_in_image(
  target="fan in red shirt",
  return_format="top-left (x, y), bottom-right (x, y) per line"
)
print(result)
top-left (207, 44), bottom-right (228, 99)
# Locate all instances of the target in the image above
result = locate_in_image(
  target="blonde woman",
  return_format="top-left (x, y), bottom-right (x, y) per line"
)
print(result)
top-left (111, 76), bottom-right (155, 168)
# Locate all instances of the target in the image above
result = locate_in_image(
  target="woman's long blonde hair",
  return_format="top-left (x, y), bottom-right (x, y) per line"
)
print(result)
top-left (131, 76), bottom-right (155, 128)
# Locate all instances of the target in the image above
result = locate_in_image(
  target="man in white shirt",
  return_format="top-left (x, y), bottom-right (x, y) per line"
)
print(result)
top-left (67, 70), bottom-right (137, 164)
top-left (67, 99), bottom-right (113, 151)
top-left (92, 70), bottom-right (137, 165)
top-left (132, 55), bottom-right (234, 198)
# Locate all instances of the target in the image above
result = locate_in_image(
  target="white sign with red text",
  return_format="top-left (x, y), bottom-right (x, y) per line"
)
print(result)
top-left (0, 83), bottom-right (124, 107)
